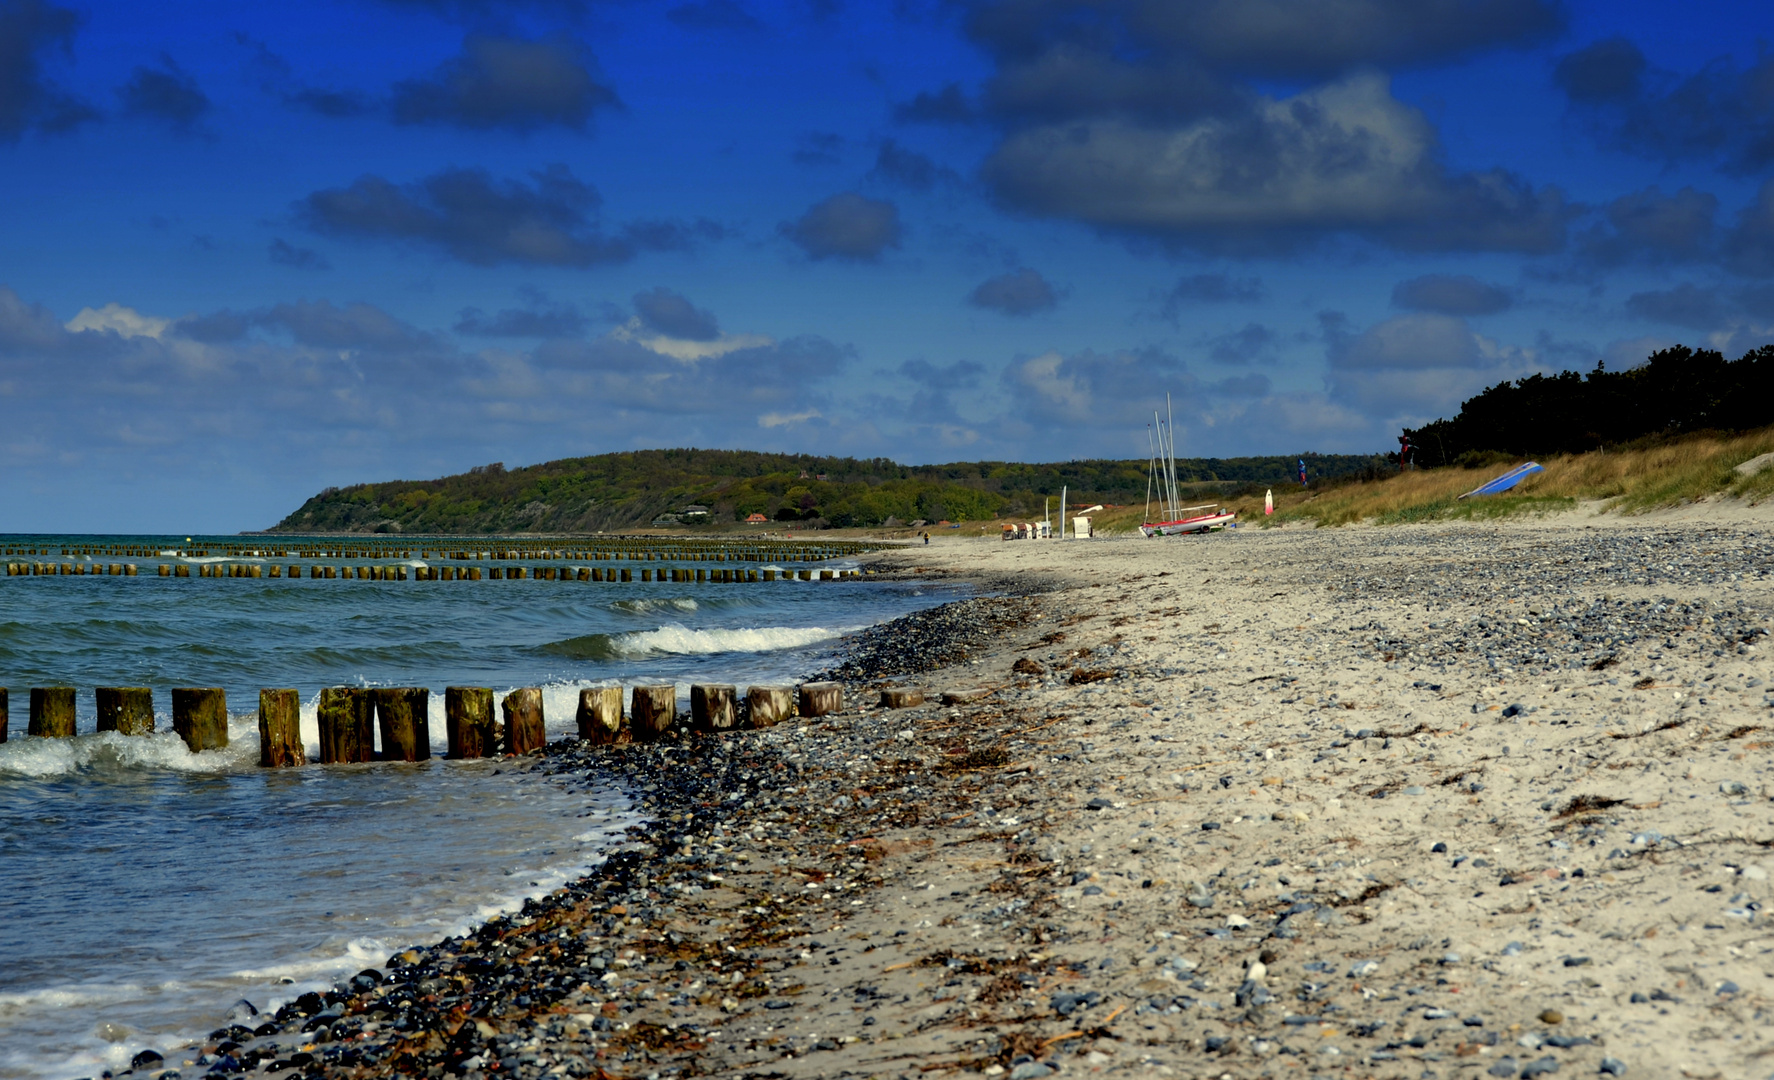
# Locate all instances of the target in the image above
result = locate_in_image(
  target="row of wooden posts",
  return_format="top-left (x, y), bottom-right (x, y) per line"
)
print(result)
top-left (0, 681), bottom-right (883, 764)
top-left (44, 541), bottom-right (876, 562)
top-left (5, 563), bottom-right (861, 582)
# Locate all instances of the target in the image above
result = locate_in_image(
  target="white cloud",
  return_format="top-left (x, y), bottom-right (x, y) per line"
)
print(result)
top-left (609, 318), bottom-right (772, 361)
top-left (758, 409), bottom-right (822, 428)
top-left (66, 302), bottom-right (171, 339)
top-left (985, 71), bottom-right (1567, 253)
top-left (1328, 312), bottom-right (1541, 423)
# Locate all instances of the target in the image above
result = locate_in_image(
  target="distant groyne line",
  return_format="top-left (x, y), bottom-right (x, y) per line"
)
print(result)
top-left (3, 537), bottom-right (881, 582)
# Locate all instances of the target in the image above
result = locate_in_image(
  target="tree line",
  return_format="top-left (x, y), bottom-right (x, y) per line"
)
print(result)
top-left (1403, 344), bottom-right (1774, 469)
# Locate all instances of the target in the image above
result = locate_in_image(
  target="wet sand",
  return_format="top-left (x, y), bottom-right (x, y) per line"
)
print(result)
top-left (138, 510), bottom-right (1774, 1080)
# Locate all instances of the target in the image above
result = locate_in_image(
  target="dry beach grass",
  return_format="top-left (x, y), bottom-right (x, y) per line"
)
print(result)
top-left (143, 508), bottom-right (1774, 1080)
top-left (1081, 425), bottom-right (1774, 535)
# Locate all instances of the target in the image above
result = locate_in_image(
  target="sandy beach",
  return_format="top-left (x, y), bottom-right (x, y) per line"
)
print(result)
top-left (140, 507), bottom-right (1774, 1080)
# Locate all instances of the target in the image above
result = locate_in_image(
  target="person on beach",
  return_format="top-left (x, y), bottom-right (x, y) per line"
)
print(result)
top-left (923, 531), bottom-right (930, 545)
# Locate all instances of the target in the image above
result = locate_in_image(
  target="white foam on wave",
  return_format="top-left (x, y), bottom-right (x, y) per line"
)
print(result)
top-left (0, 980), bottom-right (161, 1018)
top-left (609, 623), bottom-right (852, 658)
top-left (611, 596), bottom-right (700, 614)
top-left (0, 721), bottom-right (259, 778)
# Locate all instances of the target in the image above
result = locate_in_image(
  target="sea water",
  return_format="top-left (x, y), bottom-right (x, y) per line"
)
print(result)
top-left (0, 536), bottom-right (955, 1079)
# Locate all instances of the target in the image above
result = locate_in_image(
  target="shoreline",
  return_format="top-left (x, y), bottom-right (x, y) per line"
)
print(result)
top-left (125, 514), bottom-right (1774, 1079)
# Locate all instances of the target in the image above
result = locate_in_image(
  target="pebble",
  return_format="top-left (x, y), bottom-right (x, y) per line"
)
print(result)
top-left (1599, 1057), bottom-right (1628, 1075)
top-left (1539, 1009), bottom-right (1564, 1024)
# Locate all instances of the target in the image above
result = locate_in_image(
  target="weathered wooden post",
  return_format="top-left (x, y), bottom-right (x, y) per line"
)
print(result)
top-left (630, 684), bottom-right (676, 742)
top-left (445, 686), bottom-right (495, 759)
top-left (501, 688), bottom-right (545, 754)
top-left (28, 687), bottom-right (76, 737)
top-left (0, 687), bottom-right (7, 743)
top-left (746, 685), bottom-right (795, 728)
top-left (575, 686), bottom-right (626, 744)
top-left (375, 687), bottom-right (431, 762)
top-left (880, 687), bottom-right (925, 709)
top-left (691, 684), bottom-right (738, 732)
top-left (96, 687), bottom-right (154, 735)
top-left (318, 686), bottom-right (374, 763)
top-left (172, 687), bottom-right (229, 751)
top-left (798, 681), bottom-right (843, 717)
top-left (258, 689), bottom-right (304, 767)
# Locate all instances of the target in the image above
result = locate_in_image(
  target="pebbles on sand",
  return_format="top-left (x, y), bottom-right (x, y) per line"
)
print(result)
top-left (130, 515), bottom-right (1773, 1079)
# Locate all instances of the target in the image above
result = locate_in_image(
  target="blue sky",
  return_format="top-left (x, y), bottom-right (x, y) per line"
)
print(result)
top-left (2, 0), bottom-right (1773, 531)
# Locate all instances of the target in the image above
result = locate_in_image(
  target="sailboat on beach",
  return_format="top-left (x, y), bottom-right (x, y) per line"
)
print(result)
top-left (1140, 395), bottom-right (1236, 537)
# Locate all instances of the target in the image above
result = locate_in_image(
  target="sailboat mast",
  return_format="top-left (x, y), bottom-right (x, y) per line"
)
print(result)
top-left (1147, 415), bottom-right (1160, 521)
top-left (1165, 393), bottom-right (1181, 517)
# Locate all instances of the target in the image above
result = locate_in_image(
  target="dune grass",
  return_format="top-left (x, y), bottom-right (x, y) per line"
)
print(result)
top-left (1088, 425), bottom-right (1774, 532)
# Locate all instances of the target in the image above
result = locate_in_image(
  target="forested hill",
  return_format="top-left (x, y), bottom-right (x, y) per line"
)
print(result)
top-left (265, 448), bottom-right (1388, 533)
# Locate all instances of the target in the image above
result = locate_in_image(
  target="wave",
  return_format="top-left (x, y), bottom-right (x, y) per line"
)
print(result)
top-left (609, 597), bottom-right (700, 615)
top-left (538, 622), bottom-right (851, 661)
top-left (622, 623), bottom-right (852, 657)
top-left (0, 724), bottom-right (259, 779)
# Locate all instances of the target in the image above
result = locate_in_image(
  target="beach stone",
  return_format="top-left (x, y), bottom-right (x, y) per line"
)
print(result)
top-left (1488, 1058), bottom-right (1518, 1077)
top-left (1538, 1009), bottom-right (1563, 1025)
top-left (1599, 1057), bottom-right (1627, 1075)
top-left (131, 1050), bottom-right (165, 1069)
top-left (1521, 1057), bottom-right (1559, 1077)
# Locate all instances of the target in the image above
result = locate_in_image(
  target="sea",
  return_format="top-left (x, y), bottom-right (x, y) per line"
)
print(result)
top-left (0, 535), bottom-right (955, 1080)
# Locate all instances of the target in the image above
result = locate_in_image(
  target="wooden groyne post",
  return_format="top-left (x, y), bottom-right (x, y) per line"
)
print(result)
top-left (630, 684), bottom-right (676, 742)
top-left (445, 687), bottom-right (494, 759)
top-left (798, 681), bottom-right (843, 717)
top-left (746, 685), bottom-right (794, 728)
top-left (375, 687), bottom-right (431, 762)
top-left (172, 688), bottom-right (229, 751)
top-left (0, 688), bottom-right (7, 743)
top-left (96, 687), bottom-right (154, 735)
top-left (880, 687), bottom-right (925, 709)
top-left (258, 689), bottom-right (304, 767)
top-left (576, 686), bottom-right (626, 744)
top-left (501, 687), bottom-right (544, 754)
top-left (691, 683), bottom-right (737, 732)
top-left (28, 687), bottom-right (76, 737)
top-left (318, 687), bottom-right (374, 763)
